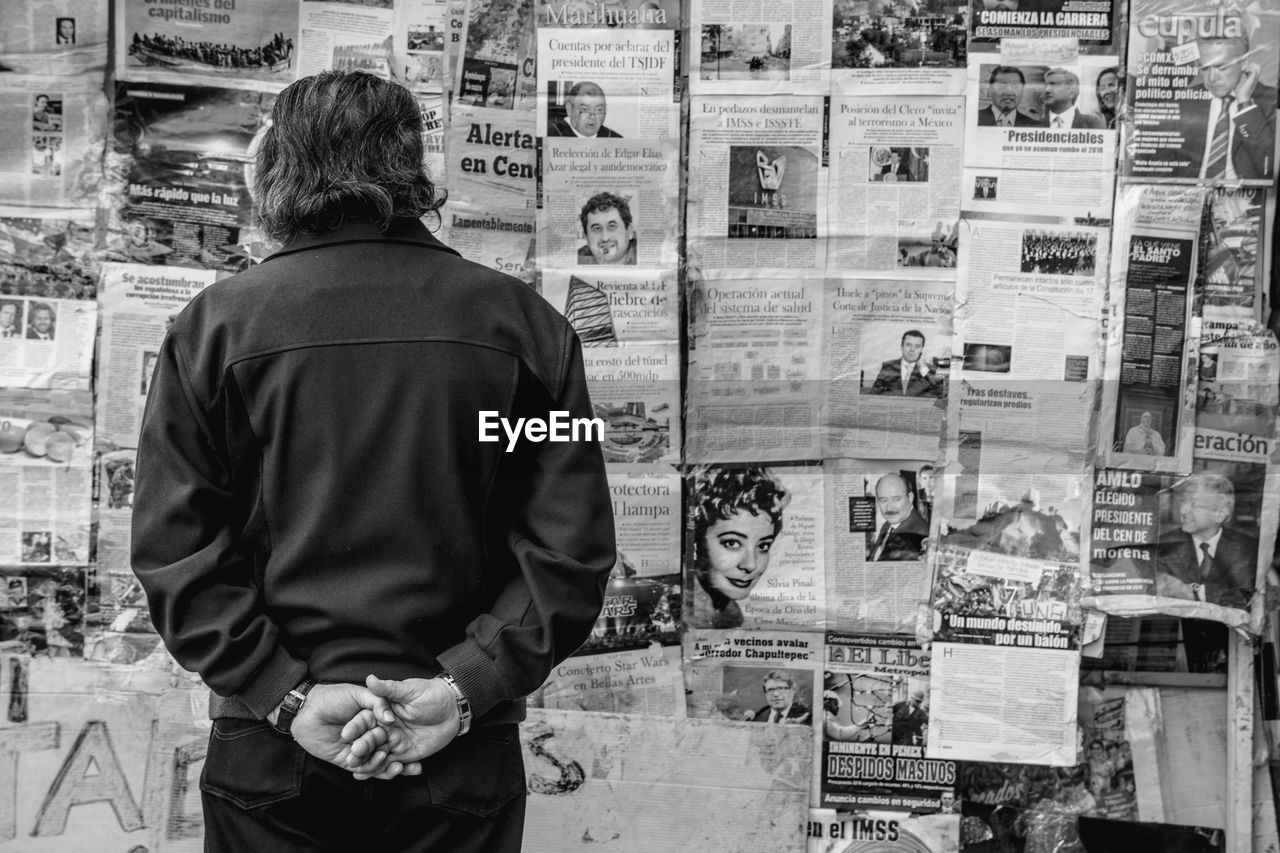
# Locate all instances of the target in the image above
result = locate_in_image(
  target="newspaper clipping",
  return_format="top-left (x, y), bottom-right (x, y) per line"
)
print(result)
top-left (820, 633), bottom-right (957, 813)
top-left (115, 0), bottom-right (298, 92)
top-left (969, 0), bottom-right (1120, 46)
top-left (824, 460), bottom-right (938, 634)
top-left (825, 0), bottom-right (967, 96)
top-left (686, 277), bottom-right (823, 461)
top-left (689, 95), bottom-right (827, 271)
top-left (928, 545), bottom-right (1083, 765)
top-left (535, 0), bottom-right (680, 29)
top-left (439, 201), bottom-right (536, 282)
top-left (453, 0), bottom-right (536, 111)
top-left (0, 72), bottom-right (107, 208)
top-left (0, 295), bottom-right (95, 389)
top-left (94, 263), bottom-right (216, 450)
top-left (1198, 186), bottom-right (1271, 337)
top-left (1123, 0), bottom-right (1279, 184)
top-left (108, 81), bottom-right (273, 272)
top-left (0, 208), bottom-right (99, 303)
top-left (824, 278), bottom-right (952, 458)
top-left (0, 1), bottom-right (108, 76)
top-left (398, 0), bottom-right (448, 93)
top-left (964, 44), bottom-right (1119, 174)
top-left (583, 344), bottom-right (679, 464)
top-left (0, 389), bottom-right (93, 569)
top-left (1099, 184), bottom-right (1204, 472)
top-left (828, 93), bottom-right (965, 277)
top-left (445, 105), bottom-right (537, 206)
top-left (684, 464), bottom-right (826, 630)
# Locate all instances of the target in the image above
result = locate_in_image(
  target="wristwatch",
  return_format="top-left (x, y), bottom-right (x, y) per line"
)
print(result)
top-left (437, 672), bottom-right (472, 736)
top-left (271, 678), bottom-right (315, 737)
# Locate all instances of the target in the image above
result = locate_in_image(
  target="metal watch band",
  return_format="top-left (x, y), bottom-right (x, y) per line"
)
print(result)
top-left (272, 678), bottom-right (315, 737)
top-left (437, 672), bottom-right (472, 736)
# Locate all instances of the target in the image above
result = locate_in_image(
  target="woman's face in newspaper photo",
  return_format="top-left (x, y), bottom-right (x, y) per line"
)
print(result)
top-left (1097, 70), bottom-right (1120, 111)
top-left (701, 510), bottom-right (776, 600)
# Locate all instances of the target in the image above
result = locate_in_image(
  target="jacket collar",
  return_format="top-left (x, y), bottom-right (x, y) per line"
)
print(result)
top-left (262, 218), bottom-right (461, 263)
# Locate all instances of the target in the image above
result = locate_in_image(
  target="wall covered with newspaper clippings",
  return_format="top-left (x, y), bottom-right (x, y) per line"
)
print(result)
top-left (0, 0), bottom-right (1277, 849)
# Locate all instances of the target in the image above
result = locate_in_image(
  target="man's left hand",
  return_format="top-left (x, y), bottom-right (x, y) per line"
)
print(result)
top-left (290, 682), bottom-right (423, 780)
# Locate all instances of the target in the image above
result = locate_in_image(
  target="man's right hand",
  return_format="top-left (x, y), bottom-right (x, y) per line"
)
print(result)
top-left (341, 675), bottom-right (462, 780)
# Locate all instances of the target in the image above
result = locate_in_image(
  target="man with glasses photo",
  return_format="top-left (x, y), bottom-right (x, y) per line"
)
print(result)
top-left (749, 671), bottom-right (812, 724)
top-left (549, 82), bottom-right (623, 138)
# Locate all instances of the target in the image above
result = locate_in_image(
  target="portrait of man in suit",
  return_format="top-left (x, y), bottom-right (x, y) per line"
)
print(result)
top-left (548, 82), bottom-right (623, 139)
top-left (1044, 68), bottom-right (1105, 128)
top-left (750, 671), bottom-right (812, 724)
top-left (868, 329), bottom-right (944, 397)
top-left (1155, 472), bottom-right (1258, 608)
top-left (869, 473), bottom-right (929, 561)
top-left (1185, 34), bottom-right (1276, 180)
top-left (977, 66), bottom-right (1046, 127)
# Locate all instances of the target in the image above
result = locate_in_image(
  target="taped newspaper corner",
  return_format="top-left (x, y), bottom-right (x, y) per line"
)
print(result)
top-left (114, 0), bottom-right (299, 92)
top-left (963, 46), bottom-right (1120, 174)
top-left (683, 464), bottom-right (826, 630)
top-left (825, 0), bottom-right (966, 97)
top-left (689, 0), bottom-right (827, 96)
top-left (0, 73), bottom-right (108, 210)
top-left (1100, 184), bottom-right (1207, 473)
top-left (807, 809), bottom-right (961, 852)
top-left (94, 264), bottom-right (217, 451)
top-left (823, 461), bottom-right (937, 635)
top-left (107, 81), bottom-right (275, 273)
top-left (827, 94), bottom-right (965, 279)
top-left (820, 634), bottom-right (957, 814)
top-left (686, 276), bottom-right (824, 462)
top-left (1123, 0), bottom-right (1279, 184)
top-left (522, 709), bottom-right (811, 853)
top-left (688, 94), bottom-right (828, 272)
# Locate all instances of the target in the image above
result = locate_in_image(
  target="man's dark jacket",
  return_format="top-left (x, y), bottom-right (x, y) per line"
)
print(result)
top-left (1156, 528), bottom-right (1258, 607)
top-left (131, 219), bottom-right (616, 731)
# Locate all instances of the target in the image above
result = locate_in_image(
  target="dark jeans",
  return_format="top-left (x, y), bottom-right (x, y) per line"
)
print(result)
top-left (200, 718), bottom-right (526, 853)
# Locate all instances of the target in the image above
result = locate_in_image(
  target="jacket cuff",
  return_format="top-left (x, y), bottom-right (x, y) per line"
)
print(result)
top-left (226, 646), bottom-right (309, 719)
top-left (437, 641), bottom-right (509, 719)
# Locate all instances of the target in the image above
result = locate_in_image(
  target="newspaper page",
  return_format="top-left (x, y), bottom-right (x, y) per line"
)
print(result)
top-left (444, 101), bottom-right (537, 206)
top-left (824, 0), bottom-right (966, 96)
top-left (1195, 326), bottom-right (1278, 451)
top-left (536, 29), bottom-right (679, 140)
top-left (963, 43), bottom-right (1119, 174)
top-left (689, 1), bottom-right (827, 95)
top-left (1099, 184), bottom-right (1205, 473)
top-left (115, 0), bottom-right (298, 92)
top-left (683, 464), bottom-right (825, 630)
top-left (820, 633), bottom-right (958, 813)
top-left (1123, 0), bottom-right (1279, 184)
top-left (1089, 369), bottom-right (1278, 632)
top-left (0, 1), bottom-right (108, 76)
top-left (0, 207), bottom-right (99, 302)
top-left (927, 544), bottom-right (1083, 765)
top-left (688, 95), bottom-right (828, 272)
top-left (824, 460), bottom-right (937, 634)
top-left (106, 81), bottom-right (274, 272)
top-left (686, 277), bottom-right (824, 462)
top-left (0, 566), bottom-right (88, 659)
top-left (968, 0), bottom-right (1120, 47)
top-left (0, 72), bottom-right (107, 209)
top-left (296, 2), bottom-right (394, 80)
top-left (823, 278), bottom-right (951, 458)
top-left (453, 0), bottom-right (536, 111)
top-left (806, 810), bottom-right (960, 853)
top-left (541, 268), bottom-right (677, 343)
top-left (1198, 186), bottom-right (1271, 337)
top-left (397, 0), bottom-right (447, 93)
top-left (828, 93), bottom-right (965, 277)
top-left (583, 344), bottom-right (680, 464)
top-left (94, 263), bottom-right (217, 450)
top-left (0, 295), bottom-right (95, 390)
top-left (0, 389), bottom-right (93, 571)
top-left (528, 465), bottom-right (683, 715)
top-left (961, 164), bottom-right (1115, 218)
